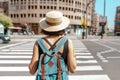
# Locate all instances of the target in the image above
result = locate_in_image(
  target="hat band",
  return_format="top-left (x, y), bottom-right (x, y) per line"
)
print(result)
top-left (46, 21), bottom-right (62, 26)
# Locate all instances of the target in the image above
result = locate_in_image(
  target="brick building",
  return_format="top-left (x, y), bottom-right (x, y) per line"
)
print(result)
top-left (114, 6), bottom-right (120, 36)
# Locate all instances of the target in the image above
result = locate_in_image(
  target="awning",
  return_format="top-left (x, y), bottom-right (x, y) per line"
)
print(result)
top-left (8, 27), bottom-right (22, 30)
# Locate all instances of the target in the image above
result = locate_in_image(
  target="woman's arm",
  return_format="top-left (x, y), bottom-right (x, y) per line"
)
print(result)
top-left (29, 42), bottom-right (39, 75)
top-left (67, 39), bottom-right (77, 73)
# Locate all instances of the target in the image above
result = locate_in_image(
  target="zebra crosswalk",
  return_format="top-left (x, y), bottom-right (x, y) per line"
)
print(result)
top-left (0, 40), bottom-right (111, 80)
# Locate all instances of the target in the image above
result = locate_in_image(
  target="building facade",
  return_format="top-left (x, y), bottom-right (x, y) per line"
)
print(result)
top-left (0, 8), bottom-right (4, 13)
top-left (114, 6), bottom-right (120, 36)
top-left (0, 0), bottom-right (9, 15)
top-left (8, 0), bottom-right (95, 34)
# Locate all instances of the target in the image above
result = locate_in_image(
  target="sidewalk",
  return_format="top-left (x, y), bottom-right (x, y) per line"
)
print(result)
top-left (9, 34), bottom-right (120, 42)
top-left (77, 35), bottom-right (120, 40)
top-left (9, 34), bottom-right (78, 41)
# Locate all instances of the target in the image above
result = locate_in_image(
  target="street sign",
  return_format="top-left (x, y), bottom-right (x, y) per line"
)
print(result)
top-left (99, 16), bottom-right (107, 26)
top-left (99, 22), bottom-right (106, 26)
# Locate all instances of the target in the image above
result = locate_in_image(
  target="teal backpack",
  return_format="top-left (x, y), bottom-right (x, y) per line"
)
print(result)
top-left (36, 36), bottom-right (68, 80)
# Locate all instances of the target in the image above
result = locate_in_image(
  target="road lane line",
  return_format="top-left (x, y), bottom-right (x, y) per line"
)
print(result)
top-left (107, 56), bottom-right (120, 59)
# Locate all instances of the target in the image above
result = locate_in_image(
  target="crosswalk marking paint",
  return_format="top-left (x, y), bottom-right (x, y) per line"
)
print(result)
top-left (0, 42), bottom-right (28, 50)
top-left (76, 66), bottom-right (103, 71)
top-left (0, 75), bottom-right (111, 80)
top-left (0, 60), bottom-right (30, 64)
top-left (0, 60), bottom-right (97, 65)
top-left (75, 52), bottom-right (91, 55)
top-left (0, 66), bottom-right (102, 72)
top-left (69, 75), bottom-right (111, 80)
top-left (0, 52), bottom-right (32, 54)
top-left (75, 48), bottom-right (87, 49)
top-left (0, 67), bottom-right (29, 71)
top-left (0, 39), bottom-right (111, 80)
top-left (76, 56), bottom-right (94, 59)
top-left (1, 49), bottom-right (33, 52)
top-left (77, 60), bottom-right (97, 64)
top-left (0, 56), bottom-right (32, 58)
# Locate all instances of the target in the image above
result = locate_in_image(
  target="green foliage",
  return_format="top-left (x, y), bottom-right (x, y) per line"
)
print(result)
top-left (0, 13), bottom-right (13, 27)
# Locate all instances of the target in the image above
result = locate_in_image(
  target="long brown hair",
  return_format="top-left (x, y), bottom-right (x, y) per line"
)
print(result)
top-left (41, 29), bottom-right (66, 36)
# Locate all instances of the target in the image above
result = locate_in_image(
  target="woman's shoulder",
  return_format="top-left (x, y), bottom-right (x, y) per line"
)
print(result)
top-left (67, 38), bottom-right (72, 44)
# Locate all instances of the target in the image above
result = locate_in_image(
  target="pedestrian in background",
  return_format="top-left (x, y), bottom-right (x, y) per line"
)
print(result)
top-left (29, 11), bottom-right (76, 80)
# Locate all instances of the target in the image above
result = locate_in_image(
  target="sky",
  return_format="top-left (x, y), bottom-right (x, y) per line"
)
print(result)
top-left (95, 0), bottom-right (120, 29)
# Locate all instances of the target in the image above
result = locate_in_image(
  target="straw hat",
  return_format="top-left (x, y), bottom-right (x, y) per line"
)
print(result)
top-left (39, 11), bottom-right (70, 32)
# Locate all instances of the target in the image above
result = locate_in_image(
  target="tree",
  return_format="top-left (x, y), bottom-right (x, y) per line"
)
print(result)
top-left (0, 13), bottom-right (13, 28)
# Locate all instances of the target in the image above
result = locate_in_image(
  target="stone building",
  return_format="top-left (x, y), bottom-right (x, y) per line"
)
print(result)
top-left (8, 0), bottom-right (95, 34)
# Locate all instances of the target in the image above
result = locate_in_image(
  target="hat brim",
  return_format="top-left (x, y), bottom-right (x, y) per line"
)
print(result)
top-left (39, 17), bottom-right (70, 32)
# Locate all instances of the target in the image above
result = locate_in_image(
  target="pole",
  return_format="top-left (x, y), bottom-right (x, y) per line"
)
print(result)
top-left (85, 0), bottom-right (94, 39)
top-left (104, 0), bottom-right (106, 16)
top-left (101, 0), bottom-right (106, 39)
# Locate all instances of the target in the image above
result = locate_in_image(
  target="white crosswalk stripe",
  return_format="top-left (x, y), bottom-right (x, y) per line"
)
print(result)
top-left (0, 39), bottom-right (111, 80)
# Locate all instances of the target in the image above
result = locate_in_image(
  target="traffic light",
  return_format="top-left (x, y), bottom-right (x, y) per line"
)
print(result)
top-left (82, 23), bottom-right (87, 29)
top-left (80, 18), bottom-right (87, 29)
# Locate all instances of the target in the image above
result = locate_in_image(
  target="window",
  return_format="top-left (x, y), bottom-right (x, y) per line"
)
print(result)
top-left (28, 5), bottom-right (30, 9)
top-left (11, 14), bottom-right (13, 18)
top-left (21, 14), bottom-right (23, 18)
top-left (32, 6), bottom-right (34, 9)
top-left (17, 14), bottom-right (19, 18)
top-left (44, 6), bottom-right (46, 9)
top-left (54, 6), bottom-right (56, 9)
top-left (40, 14), bottom-right (42, 17)
top-left (51, 6), bottom-right (53, 9)
top-left (40, 6), bottom-right (42, 9)
top-left (24, 14), bottom-right (26, 18)
top-left (28, 14), bottom-right (30, 17)
top-left (47, 6), bottom-right (49, 9)
top-left (35, 5), bottom-right (37, 9)
top-left (32, 14), bottom-right (34, 17)
top-left (43, 14), bottom-right (45, 17)
top-left (35, 14), bottom-right (37, 17)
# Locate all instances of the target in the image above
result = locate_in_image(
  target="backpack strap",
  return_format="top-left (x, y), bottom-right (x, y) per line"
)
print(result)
top-left (53, 37), bottom-right (67, 80)
top-left (52, 36), bottom-right (67, 54)
top-left (37, 38), bottom-right (48, 53)
top-left (42, 37), bottom-right (62, 51)
top-left (37, 36), bottom-right (67, 56)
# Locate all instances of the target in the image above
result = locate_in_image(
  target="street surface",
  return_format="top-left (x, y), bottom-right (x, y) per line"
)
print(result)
top-left (0, 35), bottom-right (120, 80)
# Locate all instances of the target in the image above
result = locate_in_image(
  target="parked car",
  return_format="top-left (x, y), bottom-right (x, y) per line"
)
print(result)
top-left (0, 24), bottom-right (10, 43)
top-left (0, 33), bottom-right (10, 43)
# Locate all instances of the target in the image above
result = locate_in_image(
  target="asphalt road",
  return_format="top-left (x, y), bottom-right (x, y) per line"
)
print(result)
top-left (0, 35), bottom-right (120, 80)
top-left (82, 39), bottom-right (120, 80)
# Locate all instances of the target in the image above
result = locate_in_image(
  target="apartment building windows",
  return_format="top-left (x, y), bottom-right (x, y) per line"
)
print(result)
top-left (28, 5), bottom-right (37, 10)
top-left (8, 0), bottom-right (95, 34)
top-left (40, 6), bottom-right (42, 9)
